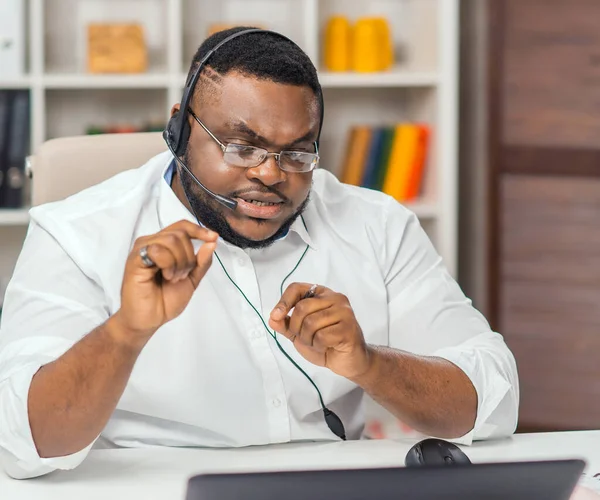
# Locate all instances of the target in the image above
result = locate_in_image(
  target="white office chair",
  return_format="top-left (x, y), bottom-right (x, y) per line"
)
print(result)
top-left (28, 132), bottom-right (167, 206)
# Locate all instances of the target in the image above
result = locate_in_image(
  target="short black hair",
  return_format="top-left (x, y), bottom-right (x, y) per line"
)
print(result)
top-left (187, 26), bottom-right (322, 113)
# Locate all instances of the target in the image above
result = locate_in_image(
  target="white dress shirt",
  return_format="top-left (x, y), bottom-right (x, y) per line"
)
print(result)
top-left (0, 151), bottom-right (519, 479)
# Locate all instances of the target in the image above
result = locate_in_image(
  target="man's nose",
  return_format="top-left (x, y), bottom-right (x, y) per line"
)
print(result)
top-left (246, 153), bottom-right (285, 186)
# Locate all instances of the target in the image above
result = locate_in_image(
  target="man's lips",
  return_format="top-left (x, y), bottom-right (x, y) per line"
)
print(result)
top-left (234, 197), bottom-right (285, 219)
top-left (234, 191), bottom-right (286, 204)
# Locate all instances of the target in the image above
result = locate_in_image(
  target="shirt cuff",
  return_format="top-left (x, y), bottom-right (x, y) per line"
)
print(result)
top-left (432, 336), bottom-right (514, 445)
top-left (0, 359), bottom-right (95, 479)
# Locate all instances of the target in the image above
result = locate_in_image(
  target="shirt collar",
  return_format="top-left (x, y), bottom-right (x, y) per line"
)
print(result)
top-left (158, 158), bottom-right (317, 250)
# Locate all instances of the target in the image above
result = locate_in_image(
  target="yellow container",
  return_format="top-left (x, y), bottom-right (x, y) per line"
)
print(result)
top-left (352, 18), bottom-right (380, 73)
top-left (374, 17), bottom-right (394, 70)
top-left (324, 16), bottom-right (352, 72)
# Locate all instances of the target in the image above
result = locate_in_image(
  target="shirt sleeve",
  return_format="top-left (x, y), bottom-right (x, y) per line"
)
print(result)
top-left (381, 200), bottom-right (519, 443)
top-left (0, 221), bottom-right (109, 478)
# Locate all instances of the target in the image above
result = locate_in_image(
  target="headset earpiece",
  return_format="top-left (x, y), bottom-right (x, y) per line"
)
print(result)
top-left (164, 107), bottom-right (192, 158)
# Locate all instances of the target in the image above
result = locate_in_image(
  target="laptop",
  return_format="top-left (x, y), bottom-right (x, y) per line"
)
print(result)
top-left (186, 460), bottom-right (585, 500)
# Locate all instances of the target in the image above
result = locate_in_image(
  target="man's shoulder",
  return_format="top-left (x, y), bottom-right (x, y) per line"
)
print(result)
top-left (311, 169), bottom-right (414, 229)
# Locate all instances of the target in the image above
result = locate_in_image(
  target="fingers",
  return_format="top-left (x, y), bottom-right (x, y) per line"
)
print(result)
top-left (143, 238), bottom-right (188, 281)
top-left (163, 220), bottom-right (219, 244)
top-left (131, 220), bottom-right (219, 283)
top-left (189, 241), bottom-right (217, 288)
top-left (270, 282), bottom-right (320, 321)
top-left (269, 283), bottom-right (348, 351)
top-left (297, 307), bottom-right (344, 352)
top-left (272, 305), bottom-right (344, 353)
top-left (287, 297), bottom-right (334, 341)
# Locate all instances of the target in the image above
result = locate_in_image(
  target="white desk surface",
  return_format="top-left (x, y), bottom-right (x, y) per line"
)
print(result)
top-left (2, 431), bottom-right (600, 500)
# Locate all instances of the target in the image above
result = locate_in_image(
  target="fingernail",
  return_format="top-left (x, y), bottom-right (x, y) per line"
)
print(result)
top-left (205, 242), bottom-right (217, 251)
top-left (271, 306), bottom-right (285, 320)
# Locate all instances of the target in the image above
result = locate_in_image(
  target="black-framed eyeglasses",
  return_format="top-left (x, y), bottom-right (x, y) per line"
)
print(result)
top-left (188, 107), bottom-right (319, 173)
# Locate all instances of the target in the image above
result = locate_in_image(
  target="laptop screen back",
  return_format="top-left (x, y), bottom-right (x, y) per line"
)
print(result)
top-left (186, 460), bottom-right (585, 500)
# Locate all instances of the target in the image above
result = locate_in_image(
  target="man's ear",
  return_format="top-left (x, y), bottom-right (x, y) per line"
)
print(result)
top-left (170, 104), bottom-right (181, 118)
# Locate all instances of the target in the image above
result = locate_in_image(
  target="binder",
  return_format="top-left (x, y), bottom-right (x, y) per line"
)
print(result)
top-left (2, 90), bottom-right (29, 208)
top-left (0, 91), bottom-right (11, 206)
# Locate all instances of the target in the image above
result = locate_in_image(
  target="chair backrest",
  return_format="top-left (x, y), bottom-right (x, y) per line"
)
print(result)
top-left (29, 132), bottom-right (167, 206)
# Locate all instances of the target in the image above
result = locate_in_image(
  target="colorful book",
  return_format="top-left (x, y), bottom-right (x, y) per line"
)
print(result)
top-left (360, 127), bottom-right (385, 189)
top-left (340, 126), bottom-right (372, 186)
top-left (373, 127), bottom-right (395, 191)
top-left (382, 124), bottom-right (420, 201)
top-left (405, 125), bottom-right (430, 200)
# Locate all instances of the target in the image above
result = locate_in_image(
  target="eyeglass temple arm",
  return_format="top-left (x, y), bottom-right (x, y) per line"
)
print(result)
top-left (188, 107), bottom-right (227, 152)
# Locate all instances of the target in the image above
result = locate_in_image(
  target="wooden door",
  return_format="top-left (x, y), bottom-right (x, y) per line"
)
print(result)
top-left (488, 0), bottom-right (600, 431)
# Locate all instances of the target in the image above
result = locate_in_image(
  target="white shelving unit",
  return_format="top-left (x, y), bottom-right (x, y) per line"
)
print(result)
top-left (0, 209), bottom-right (31, 226)
top-left (0, 0), bottom-right (459, 303)
top-left (319, 69), bottom-right (439, 88)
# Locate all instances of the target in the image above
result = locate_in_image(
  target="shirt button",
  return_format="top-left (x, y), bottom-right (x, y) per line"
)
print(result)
top-left (238, 257), bottom-right (246, 266)
top-left (253, 329), bottom-right (263, 340)
top-left (272, 398), bottom-right (282, 408)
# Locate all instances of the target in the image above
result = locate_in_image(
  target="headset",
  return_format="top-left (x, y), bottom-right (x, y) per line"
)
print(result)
top-left (162, 28), bottom-right (345, 441)
top-left (163, 27), bottom-right (325, 211)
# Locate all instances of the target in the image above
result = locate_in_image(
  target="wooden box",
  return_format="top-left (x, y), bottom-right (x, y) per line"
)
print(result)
top-left (87, 23), bottom-right (147, 74)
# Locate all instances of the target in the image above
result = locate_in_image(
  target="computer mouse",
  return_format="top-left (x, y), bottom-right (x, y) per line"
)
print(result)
top-left (405, 438), bottom-right (472, 466)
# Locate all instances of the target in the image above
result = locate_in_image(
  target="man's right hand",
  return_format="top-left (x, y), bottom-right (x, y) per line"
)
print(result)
top-left (112, 220), bottom-right (218, 347)
top-left (26, 220), bottom-right (218, 460)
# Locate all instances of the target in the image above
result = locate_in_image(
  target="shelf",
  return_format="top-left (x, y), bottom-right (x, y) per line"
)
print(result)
top-left (43, 73), bottom-right (171, 89)
top-left (0, 77), bottom-right (32, 89)
top-left (319, 70), bottom-right (439, 89)
top-left (0, 208), bottom-right (30, 226)
top-left (46, 88), bottom-right (168, 139)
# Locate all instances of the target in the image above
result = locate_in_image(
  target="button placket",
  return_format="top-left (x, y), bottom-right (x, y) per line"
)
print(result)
top-left (228, 250), bottom-right (290, 442)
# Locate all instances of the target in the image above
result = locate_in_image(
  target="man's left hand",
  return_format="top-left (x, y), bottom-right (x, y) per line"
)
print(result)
top-left (269, 283), bottom-right (371, 380)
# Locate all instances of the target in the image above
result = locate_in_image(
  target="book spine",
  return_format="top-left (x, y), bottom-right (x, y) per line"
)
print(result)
top-left (382, 124), bottom-right (410, 200)
top-left (361, 127), bottom-right (384, 189)
top-left (0, 90), bottom-right (10, 207)
top-left (374, 127), bottom-right (395, 191)
top-left (405, 125), bottom-right (430, 200)
top-left (341, 126), bottom-right (372, 186)
top-left (2, 90), bottom-right (29, 208)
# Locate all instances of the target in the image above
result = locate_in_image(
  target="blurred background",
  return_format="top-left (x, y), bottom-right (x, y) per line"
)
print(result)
top-left (0, 0), bottom-right (598, 438)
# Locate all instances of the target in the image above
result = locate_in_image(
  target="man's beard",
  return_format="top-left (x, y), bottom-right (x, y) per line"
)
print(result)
top-left (178, 155), bottom-right (310, 250)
